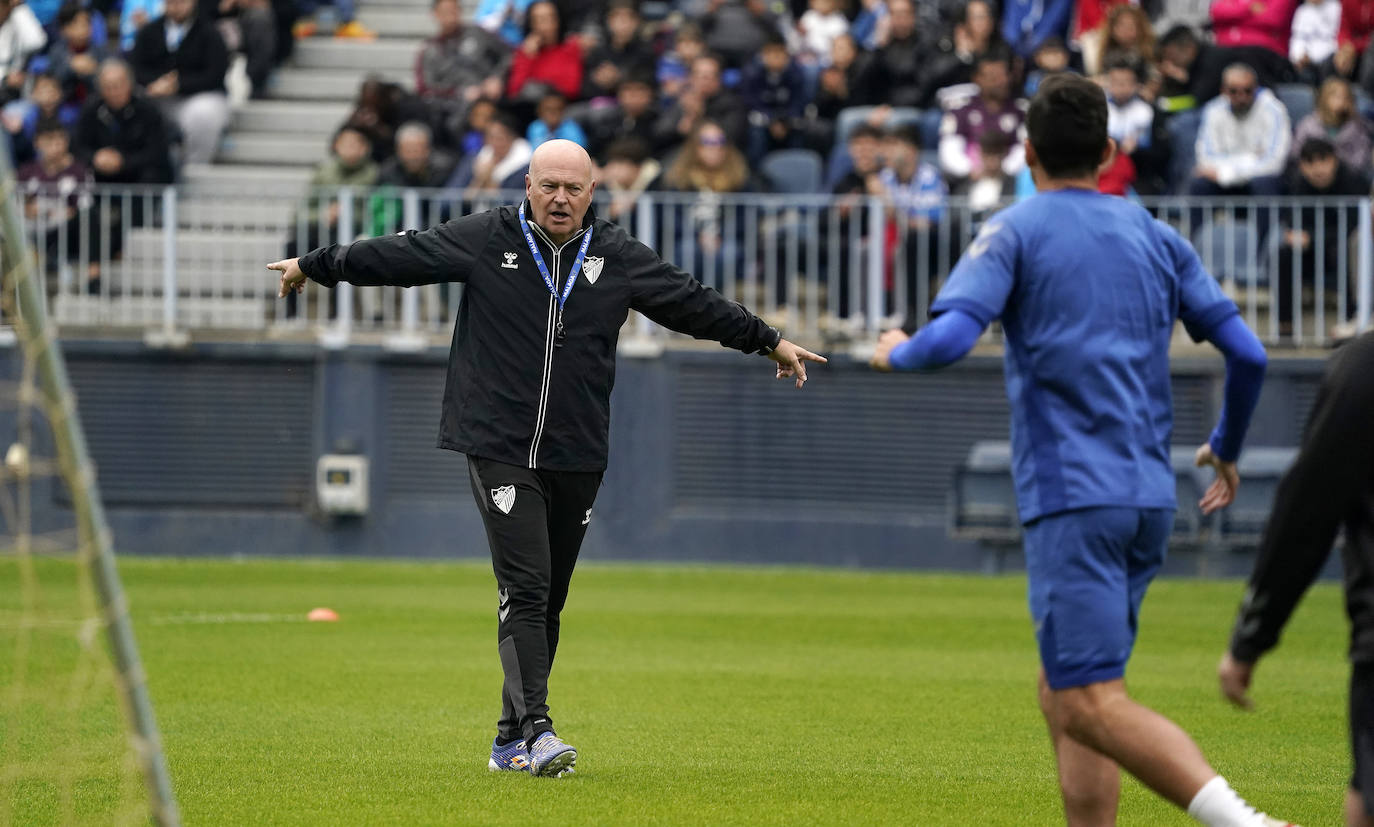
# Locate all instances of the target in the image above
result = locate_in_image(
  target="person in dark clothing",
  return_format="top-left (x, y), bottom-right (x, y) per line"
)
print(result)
top-left (579, 0), bottom-right (655, 100)
top-left (921, 0), bottom-right (1004, 106)
top-left (1154, 24), bottom-right (1231, 113)
top-left (45, 2), bottom-right (111, 109)
top-left (128, 0), bottom-right (230, 164)
top-left (1273, 136), bottom-right (1370, 333)
top-left (872, 0), bottom-right (930, 108)
top-left (741, 32), bottom-right (808, 165)
top-left (414, 0), bottom-right (509, 145)
top-left (72, 59), bottom-right (174, 186)
top-left (701, 0), bottom-right (782, 69)
top-left (1220, 330), bottom-right (1374, 825)
top-left (651, 53), bottom-right (747, 154)
top-left (583, 73), bottom-right (657, 162)
top-left (17, 118), bottom-right (113, 293)
top-left (269, 139), bottom-right (825, 779)
top-left (825, 122), bottom-right (885, 320)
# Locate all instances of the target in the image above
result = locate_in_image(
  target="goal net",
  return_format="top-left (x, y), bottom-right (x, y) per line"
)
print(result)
top-left (0, 158), bottom-right (178, 825)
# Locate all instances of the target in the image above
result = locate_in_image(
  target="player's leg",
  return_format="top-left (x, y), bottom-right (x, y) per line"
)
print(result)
top-left (542, 469), bottom-right (602, 669)
top-left (1348, 662), bottom-right (1374, 826)
top-left (1038, 668), bottom-right (1120, 826)
top-left (1045, 509), bottom-right (1288, 824)
top-left (1026, 507), bottom-right (1135, 824)
top-left (467, 456), bottom-right (557, 746)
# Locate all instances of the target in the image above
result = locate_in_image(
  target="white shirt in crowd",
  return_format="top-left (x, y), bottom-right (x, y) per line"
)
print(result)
top-left (1107, 95), bottom-right (1155, 147)
top-left (1290, 0), bottom-right (1342, 65)
top-left (798, 9), bottom-right (850, 60)
top-left (1195, 87), bottom-right (1293, 186)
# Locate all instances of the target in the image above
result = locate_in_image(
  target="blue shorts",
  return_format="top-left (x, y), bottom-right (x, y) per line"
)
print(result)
top-left (1025, 506), bottom-right (1173, 690)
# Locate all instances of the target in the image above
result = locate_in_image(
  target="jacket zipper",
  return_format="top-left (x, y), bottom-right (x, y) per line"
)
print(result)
top-left (527, 225), bottom-right (584, 469)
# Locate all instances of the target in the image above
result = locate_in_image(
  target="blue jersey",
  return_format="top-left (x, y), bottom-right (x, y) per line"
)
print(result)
top-left (930, 190), bottom-right (1238, 523)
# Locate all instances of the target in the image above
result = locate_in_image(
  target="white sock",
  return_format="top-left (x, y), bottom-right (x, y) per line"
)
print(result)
top-left (1187, 776), bottom-right (1267, 827)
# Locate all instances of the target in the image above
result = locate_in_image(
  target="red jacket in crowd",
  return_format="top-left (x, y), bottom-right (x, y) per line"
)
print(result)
top-left (1340, 0), bottom-right (1374, 52)
top-left (1210, 0), bottom-right (1300, 57)
top-left (507, 40), bottom-right (583, 100)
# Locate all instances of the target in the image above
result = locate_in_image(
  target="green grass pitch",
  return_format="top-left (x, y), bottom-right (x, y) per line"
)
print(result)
top-left (1, 556), bottom-right (1351, 825)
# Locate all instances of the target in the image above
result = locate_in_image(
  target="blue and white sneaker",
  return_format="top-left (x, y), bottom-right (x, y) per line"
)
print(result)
top-left (488, 737), bottom-right (530, 772)
top-left (527, 732), bottom-right (576, 777)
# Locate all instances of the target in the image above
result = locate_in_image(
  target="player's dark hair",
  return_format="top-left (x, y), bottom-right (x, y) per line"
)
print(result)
top-left (56, 0), bottom-right (87, 29)
top-left (1026, 73), bottom-right (1109, 179)
top-left (885, 123), bottom-right (921, 148)
top-left (1299, 136), bottom-right (1337, 162)
top-left (848, 123), bottom-right (884, 142)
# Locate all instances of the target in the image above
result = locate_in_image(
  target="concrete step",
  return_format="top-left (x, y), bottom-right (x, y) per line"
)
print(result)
top-left (127, 228), bottom-right (286, 274)
top-left (355, 8), bottom-right (434, 38)
top-left (233, 100), bottom-right (351, 135)
top-left (292, 38), bottom-right (421, 72)
top-left (177, 197), bottom-right (296, 228)
top-left (53, 294), bottom-right (268, 329)
top-left (217, 133), bottom-right (329, 166)
top-left (182, 163), bottom-right (314, 194)
top-left (264, 68), bottom-right (411, 101)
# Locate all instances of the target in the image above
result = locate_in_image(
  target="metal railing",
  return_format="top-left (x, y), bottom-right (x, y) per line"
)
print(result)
top-left (14, 182), bottom-right (1373, 349)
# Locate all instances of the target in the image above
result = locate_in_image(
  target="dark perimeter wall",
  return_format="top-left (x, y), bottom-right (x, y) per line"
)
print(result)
top-left (3, 340), bottom-right (1332, 576)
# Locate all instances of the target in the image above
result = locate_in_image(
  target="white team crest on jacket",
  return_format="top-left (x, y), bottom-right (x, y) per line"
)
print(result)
top-left (581, 256), bottom-right (604, 284)
top-left (491, 485), bottom-right (516, 514)
top-left (501, 252), bottom-right (519, 269)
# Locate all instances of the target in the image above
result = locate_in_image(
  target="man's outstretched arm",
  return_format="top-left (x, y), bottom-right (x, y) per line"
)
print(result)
top-left (270, 211), bottom-right (492, 295)
top-left (624, 237), bottom-right (826, 387)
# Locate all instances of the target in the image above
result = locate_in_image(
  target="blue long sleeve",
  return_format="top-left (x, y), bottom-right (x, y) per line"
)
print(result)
top-left (888, 310), bottom-right (985, 371)
top-left (1206, 314), bottom-right (1268, 462)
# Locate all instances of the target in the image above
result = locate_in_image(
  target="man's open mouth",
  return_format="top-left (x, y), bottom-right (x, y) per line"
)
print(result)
top-left (550, 210), bottom-right (570, 220)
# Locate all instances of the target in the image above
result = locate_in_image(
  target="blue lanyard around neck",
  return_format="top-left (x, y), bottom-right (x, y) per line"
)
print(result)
top-left (518, 200), bottom-right (593, 312)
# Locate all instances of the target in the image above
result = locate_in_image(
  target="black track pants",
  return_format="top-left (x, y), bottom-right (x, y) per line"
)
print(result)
top-left (467, 455), bottom-right (601, 744)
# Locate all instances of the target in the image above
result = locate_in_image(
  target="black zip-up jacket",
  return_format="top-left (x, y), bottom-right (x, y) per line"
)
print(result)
top-left (298, 202), bottom-right (781, 473)
top-left (1229, 332), bottom-right (1374, 663)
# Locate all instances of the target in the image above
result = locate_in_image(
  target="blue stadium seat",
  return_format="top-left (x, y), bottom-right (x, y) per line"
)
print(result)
top-left (1219, 447), bottom-right (1298, 544)
top-left (1273, 83), bottom-right (1316, 126)
top-left (761, 149), bottom-right (824, 194)
top-left (949, 440), bottom-right (1020, 543)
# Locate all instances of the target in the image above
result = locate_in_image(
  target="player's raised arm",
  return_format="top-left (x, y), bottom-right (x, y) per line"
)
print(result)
top-left (269, 211), bottom-right (492, 297)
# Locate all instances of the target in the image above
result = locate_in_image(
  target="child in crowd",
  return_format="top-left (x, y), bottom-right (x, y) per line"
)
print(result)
top-left (45, 2), bottom-right (110, 109)
top-left (526, 90), bottom-right (588, 147)
top-left (1024, 36), bottom-right (1071, 95)
top-left (797, 0), bottom-right (849, 62)
top-left (1101, 58), bottom-right (1153, 194)
top-left (459, 98), bottom-right (497, 157)
top-left (1290, 0), bottom-right (1341, 84)
top-left (657, 23), bottom-right (705, 102)
top-left (742, 33), bottom-right (807, 164)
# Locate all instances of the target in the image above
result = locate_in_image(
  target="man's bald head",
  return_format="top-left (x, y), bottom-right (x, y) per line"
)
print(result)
top-left (529, 139), bottom-right (594, 182)
top-left (526, 140), bottom-right (597, 243)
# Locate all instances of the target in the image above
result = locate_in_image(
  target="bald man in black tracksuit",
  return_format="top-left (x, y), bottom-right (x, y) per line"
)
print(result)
top-left (270, 139), bottom-right (826, 778)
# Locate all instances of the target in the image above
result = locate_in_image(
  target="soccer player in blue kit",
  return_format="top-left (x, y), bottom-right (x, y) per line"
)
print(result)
top-left (872, 74), bottom-right (1296, 827)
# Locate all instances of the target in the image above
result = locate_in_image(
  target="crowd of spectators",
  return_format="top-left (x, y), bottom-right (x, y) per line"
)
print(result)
top-left (5, 0), bottom-right (1374, 323)
top-left (292, 0), bottom-right (1374, 212)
